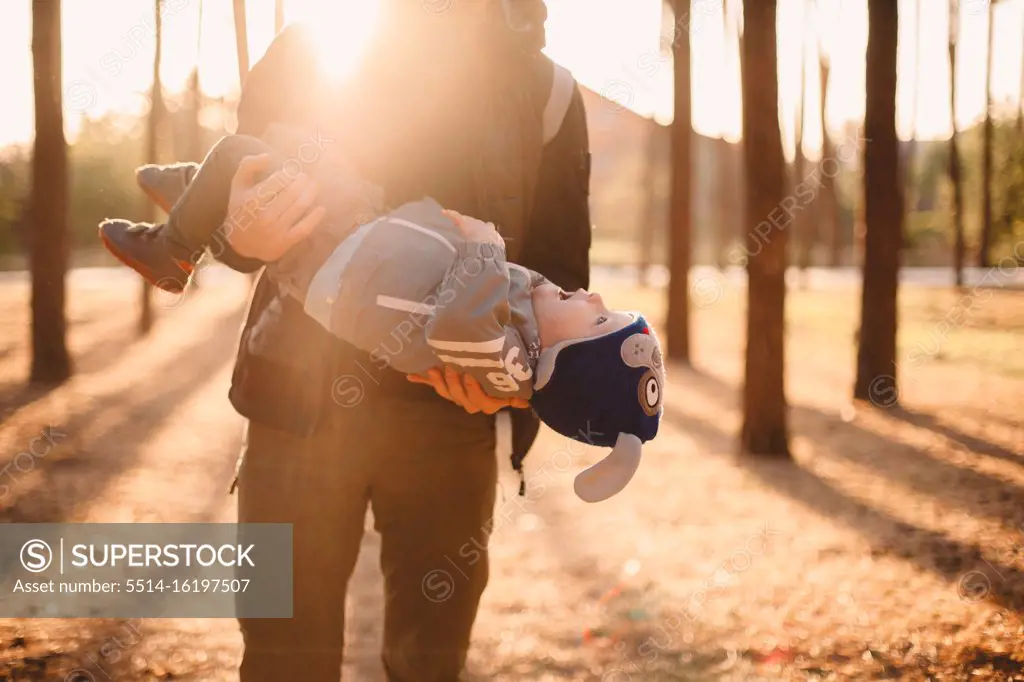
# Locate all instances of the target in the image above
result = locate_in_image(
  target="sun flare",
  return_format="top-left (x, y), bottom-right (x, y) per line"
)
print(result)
top-left (298, 0), bottom-right (381, 81)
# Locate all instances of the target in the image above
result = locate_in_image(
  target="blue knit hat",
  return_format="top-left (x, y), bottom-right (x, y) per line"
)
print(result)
top-left (530, 313), bottom-right (665, 503)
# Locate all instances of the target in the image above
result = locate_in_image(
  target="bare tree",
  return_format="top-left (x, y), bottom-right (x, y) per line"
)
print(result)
top-left (903, 0), bottom-right (922, 243)
top-left (637, 121), bottom-right (661, 288)
top-left (715, 0), bottom-right (738, 268)
top-left (854, 0), bottom-right (901, 406)
top-left (275, 0), bottom-right (285, 34)
top-left (949, 0), bottom-right (966, 288)
top-left (233, 0), bottom-right (250, 85)
top-left (728, 0), bottom-right (745, 94)
top-left (816, 0), bottom-right (840, 266)
top-left (740, 0), bottom-right (790, 456)
top-left (139, 0), bottom-right (165, 335)
top-left (29, 0), bottom-right (72, 383)
top-left (979, 0), bottom-right (994, 267)
top-left (1019, 16), bottom-right (1024, 134)
top-left (666, 0), bottom-right (692, 362)
top-left (794, 0), bottom-right (812, 277)
top-left (639, 1), bottom-right (669, 287)
top-left (186, 0), bottom-right (204, 163)
top-left (725, 0), bottom-right (745, 266)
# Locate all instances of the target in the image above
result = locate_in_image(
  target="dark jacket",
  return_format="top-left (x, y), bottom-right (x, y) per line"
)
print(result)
top-left (216, 23), bottom-right (592, 463)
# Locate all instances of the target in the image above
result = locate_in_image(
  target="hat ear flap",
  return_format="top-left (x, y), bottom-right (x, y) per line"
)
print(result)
top-left (573, 432), bottom-right (642, 503)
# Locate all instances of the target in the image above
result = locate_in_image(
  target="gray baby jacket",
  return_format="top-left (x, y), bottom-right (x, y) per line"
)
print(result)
top-left (270, 197), bottom-right (546, 400)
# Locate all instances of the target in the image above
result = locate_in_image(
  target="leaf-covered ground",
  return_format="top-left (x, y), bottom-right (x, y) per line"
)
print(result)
top-left (0, 269), bottom-right (1021, 681)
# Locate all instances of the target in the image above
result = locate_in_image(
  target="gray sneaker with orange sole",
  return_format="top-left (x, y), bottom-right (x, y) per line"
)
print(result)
top-left (135, 162), bottom-right (199, 214)
top-left (98, 220), bottom-right (197, 293)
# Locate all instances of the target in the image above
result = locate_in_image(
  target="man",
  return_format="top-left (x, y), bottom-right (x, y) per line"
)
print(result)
top-left (212, 2), bottom-right (591, 679)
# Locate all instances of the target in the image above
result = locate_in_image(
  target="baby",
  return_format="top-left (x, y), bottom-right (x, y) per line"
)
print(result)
top-left (99, 124), bottom-right (665, 502)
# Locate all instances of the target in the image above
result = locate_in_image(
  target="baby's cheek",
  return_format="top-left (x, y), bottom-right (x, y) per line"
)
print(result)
top-left (538, 311), bottom-right (579, 347)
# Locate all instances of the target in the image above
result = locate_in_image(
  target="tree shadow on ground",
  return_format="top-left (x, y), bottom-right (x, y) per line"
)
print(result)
top-left (0, 304), bottom-right (248, 681)
top-left (881, 406), bottom-right (1023, 467)
top-left (680, 367), bottom-right (1024, 531)
top-left (0, 303), bottom-right (202, 427)
top-left (0, 304), bottom-right (243, 524)
top-left (0, 382), bottom-right (59, 427)
top-left (661, 400), bottom-right (1024, 615)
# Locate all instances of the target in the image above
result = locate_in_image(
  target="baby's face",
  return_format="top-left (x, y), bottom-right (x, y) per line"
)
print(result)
top-left (532, 282), bottom-right (635, 350)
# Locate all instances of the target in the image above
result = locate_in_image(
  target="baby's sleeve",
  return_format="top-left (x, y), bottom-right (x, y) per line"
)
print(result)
top-left (423, 242), bottom-right (534, 400)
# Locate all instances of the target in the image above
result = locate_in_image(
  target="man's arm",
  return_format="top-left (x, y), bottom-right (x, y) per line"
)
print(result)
top-left (213, 24), bottom-right (327, 273)
top-left (517, 83), bottom-right (592, 291)
top-left (508, 77), bottom-right (591, 463)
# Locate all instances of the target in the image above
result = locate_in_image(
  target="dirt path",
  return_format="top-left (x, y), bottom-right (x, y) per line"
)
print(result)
top-left (0, 273), bottom-right (1022, 681)
top-left (0, 272), bottom-right (395, 681)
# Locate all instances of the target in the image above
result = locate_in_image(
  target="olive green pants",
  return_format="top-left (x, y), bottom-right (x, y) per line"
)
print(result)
top-left (236, 393), bottom-right (498, 681)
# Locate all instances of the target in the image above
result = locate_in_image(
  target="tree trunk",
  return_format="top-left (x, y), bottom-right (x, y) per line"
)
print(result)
top-left (186, 0), bottom-right (204, 162)
top-left (740, 0), bottom-right (790, 456)
top-left (275, 0), bottom-right (285, 34)
top-left (854, 0), bottom-right (901, 406)
top-left (716, 1), bottom-right (736, 268)
top-left (730, 0), bottom-right (745, 99)
top-left (903, 0), bottom-right (921, 245)
top-left (727, 0), bottom-right (745, 265)
top-left (637, 122), bottom-right (660, 287)
top-left (29, 0), bottom-right (72, 383)
top-left (714, 137), bottom-right (732, 269)
top-left (234, 0), bottom-right (250, 86)
top-left (666, 0), bottom-right (691, 363)
top-left (794, 0), bottom-right (812, 277)
top-left (139, 0), bottom-right (165, 335)
top-left (1018, 16), bottom-right (1024, 134)
top-left (949, 0), bottom-right (966, 288)
top-left (186, 67), bottom-right (201, 161)
top-left (979, 0), bottom-right (994, 268)
top-left (817, 17), bottom-right (840, 267)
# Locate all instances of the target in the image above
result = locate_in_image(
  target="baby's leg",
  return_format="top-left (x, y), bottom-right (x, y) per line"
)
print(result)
top-left (136, 162), bottom-right (200, 214)
top-left (98, 134), bottom-right (293, 293)
top-left (162, 133), bottom-right (289, 257)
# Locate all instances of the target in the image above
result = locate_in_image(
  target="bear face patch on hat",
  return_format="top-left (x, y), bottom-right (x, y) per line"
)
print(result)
top-left (529, 313), bottom-right (665, 502)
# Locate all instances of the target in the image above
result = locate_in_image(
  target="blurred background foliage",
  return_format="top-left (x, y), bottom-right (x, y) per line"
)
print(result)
top-left (0, 90), bottom-right (234, 268)
top-left (0, 83), bottom-right (1021, 272)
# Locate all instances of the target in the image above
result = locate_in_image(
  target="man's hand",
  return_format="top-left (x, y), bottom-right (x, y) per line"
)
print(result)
top-left (407, 367), bottom-right (529, 415)
top-left (223, 154), bottom-right (327, 262)
top-left (442, 209), bottom-right (504, 249)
